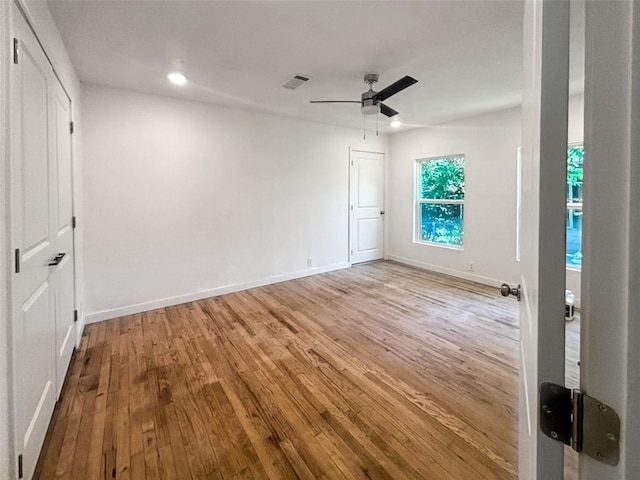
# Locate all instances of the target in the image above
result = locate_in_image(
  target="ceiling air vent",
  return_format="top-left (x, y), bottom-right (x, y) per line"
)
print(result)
top-left (282, 74), bottom-right (310, 90)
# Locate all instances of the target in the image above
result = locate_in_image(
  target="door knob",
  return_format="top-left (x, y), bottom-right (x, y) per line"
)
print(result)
top-left (48, 252), bottom-right (66, 266)
top-left (380, 210), bottom-right (385, 215)
top-left (501, 283), bottom-right (521, 301)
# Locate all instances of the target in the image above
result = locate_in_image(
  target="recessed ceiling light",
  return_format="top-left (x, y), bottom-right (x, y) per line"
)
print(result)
top-left (167, 72), bottom-right (187, 85)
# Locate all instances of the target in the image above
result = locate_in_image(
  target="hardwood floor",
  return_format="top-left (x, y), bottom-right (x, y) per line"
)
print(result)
top-left (34, 261), bottom-right (579, 479)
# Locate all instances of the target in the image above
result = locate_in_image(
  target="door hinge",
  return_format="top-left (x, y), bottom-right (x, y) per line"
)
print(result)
top-left (539, 382), bottom-right (620, 466)
top-left (70, 121), bottom-right (75, 134)
top-left (72, 216), bottom-right (77, 229)
top-left (13, 38), bottom-right (19, 64)
top-left (18, 454), bottom-right (23, 478)
top-left (15, 248), bottom-right (20, 273)
top-left (350, 249), bottom-right (353, 255)
top-left (74, 309), bottom-right (78, 322)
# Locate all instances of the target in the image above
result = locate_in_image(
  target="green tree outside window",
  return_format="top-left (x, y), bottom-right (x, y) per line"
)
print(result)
top-left (417, 156), bottom-right (465, 247)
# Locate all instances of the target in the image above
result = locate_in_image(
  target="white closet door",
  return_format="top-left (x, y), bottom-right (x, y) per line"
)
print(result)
top-left (10, 6), bottom-right (57, 480)
top-left (10, 3), bottom-right (77, 478)
top-left (350, 150), bottom-right (385, 264)
top-left (51, 77), bottom-right (75, 398)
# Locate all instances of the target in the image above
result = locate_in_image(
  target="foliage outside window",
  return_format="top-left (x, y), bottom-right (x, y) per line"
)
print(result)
top-left (566, 145), bottom-right (583, 267)
top-left (416, 155), bottom-right (465, 247)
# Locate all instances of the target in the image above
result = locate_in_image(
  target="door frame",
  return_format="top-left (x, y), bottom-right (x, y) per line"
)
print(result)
top-left (1, 2), bottom-right (13, 479)
top-left (580, 1), bottom-right (640, 478)
top-left (348, 147), bottom-right (386, 264)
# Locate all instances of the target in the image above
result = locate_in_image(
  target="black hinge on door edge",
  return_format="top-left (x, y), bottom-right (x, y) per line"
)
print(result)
top-left (539, 382), bottom-right (620, 466)
top-left (72, 216), bottom-right (77, 229)
top-left (15, 248), bottom-right (20, 273)
top-left (74, 310), bottom-right (78, 322)
top-left (70, 121), bottom-right (75, 134)
top-left (18, 454), bottom-right (23, 478)
top-left (13, 38), bottom-right (19, 64)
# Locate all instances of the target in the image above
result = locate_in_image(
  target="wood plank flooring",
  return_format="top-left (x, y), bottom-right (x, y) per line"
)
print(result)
top-left (34, 261), bottom-right (579, 479)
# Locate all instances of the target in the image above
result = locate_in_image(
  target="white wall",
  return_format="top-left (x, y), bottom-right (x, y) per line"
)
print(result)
top-left (388, 95), bottom-right (584, 303)
top-left (82, 84), bottom-right (387, 322)
top-left (1, 1), bottom-right (82, 478)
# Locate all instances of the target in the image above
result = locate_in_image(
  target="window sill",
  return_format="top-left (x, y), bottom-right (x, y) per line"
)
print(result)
top-left (566, 266), bottom-right (582, 273)
top-left (413, 240), bottom-right (464, 251)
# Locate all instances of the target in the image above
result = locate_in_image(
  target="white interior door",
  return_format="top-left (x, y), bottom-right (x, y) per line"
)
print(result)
top-left (51, 77), bottom-right (75, 398)
top-left (350, 150), bottom-right (384, 264)
top-left (10, 5), bottom-right (57, 479)
top-left (519, 0), bottom-right (570, 478)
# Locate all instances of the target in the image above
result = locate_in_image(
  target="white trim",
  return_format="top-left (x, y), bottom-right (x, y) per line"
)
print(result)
top-left (85, 262), bottom-right (351, 324)
top-left (516, 147), bottom-right (522, 261)
top-left (412, 239), bottom-right (464, 251)
top-left (418, 199), bottom-right (464, 205)
top-left (0, 1), bottom-right (12, 478)
top-left (386, 254), bottom-right (504, 287)
top-left (387, 254), bottom-right (581, 308)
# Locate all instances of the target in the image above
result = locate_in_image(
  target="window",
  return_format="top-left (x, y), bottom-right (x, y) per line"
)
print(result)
top-left (415, 155), bottom-right (465, 247)
top-left (516, 145), bottom-right (584, 267)
top-left (566, 144), bottom-right (583, 267)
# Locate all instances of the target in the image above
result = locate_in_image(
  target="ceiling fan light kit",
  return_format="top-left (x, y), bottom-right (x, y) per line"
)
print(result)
top-left (310, 73), bottom-right (418, 125)
top-left (361, 102), bottom-right (380, 116)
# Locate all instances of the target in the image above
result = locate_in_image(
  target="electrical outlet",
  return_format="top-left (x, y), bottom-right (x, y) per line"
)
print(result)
top-left (468, 261), bottom-right (475, 272)
top-left (307, 258), bottom-right (312, 268)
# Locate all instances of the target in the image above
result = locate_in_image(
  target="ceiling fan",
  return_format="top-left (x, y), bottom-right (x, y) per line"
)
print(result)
top-left (310, 73), bottom-right (418, 118)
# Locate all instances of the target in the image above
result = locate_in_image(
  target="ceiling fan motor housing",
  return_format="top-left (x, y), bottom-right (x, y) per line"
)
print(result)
top-left (364, 73), bottom-right (379, 85)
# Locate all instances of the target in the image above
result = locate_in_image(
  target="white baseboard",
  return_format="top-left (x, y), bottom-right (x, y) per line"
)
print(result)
top-left (85, 262), bottom-right (351, 324)
top-left (386, 254), bottom-right (581, 308)
top-left (386, 254), bottom-right (506, 287)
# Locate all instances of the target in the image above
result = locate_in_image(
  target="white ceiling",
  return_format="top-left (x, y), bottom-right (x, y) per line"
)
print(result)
top-left (47, 0), bottom-right (585, 133)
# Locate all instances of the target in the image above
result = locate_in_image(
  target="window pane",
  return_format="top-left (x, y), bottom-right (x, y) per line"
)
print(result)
top-left (567, 145), bottom-right (584, 202)
top-left (566, 208), bottom-right (582, 267)
top-left (566, 145), bottom-right (583, 267)
top-left (420, 203), bottom-right (463, 246)
top-left (420, 157), bottom-right (465, 200)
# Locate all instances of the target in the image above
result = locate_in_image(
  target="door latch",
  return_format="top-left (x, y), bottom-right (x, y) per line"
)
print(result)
top-left (539, 382), bottom-right (620, 465)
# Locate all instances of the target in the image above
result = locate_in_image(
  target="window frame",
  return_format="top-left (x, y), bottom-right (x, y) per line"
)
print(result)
top-left (414, 154), bottom-right (465, 249)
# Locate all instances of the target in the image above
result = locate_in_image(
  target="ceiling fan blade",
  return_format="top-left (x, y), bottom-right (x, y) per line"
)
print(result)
top-left (309, 100), bottom-right (361, 104)
top-left (379, 103), bottom-right (399, 117)
top-left (374, 76), bottom-right (418, 102)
